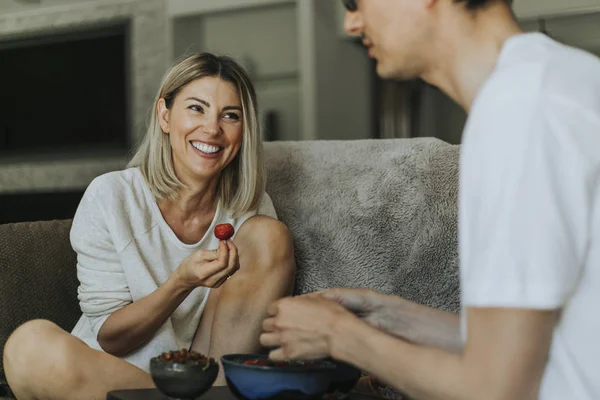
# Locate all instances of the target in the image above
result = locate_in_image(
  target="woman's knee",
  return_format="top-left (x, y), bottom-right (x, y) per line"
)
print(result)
top-left (240, 216), bottom-right (295, 266)
top-left (4, 320), bottom-right (51, 384)
top-left (4, 319), bottom-right (79, 379)
top-left (5, 319), bottom-right (55, 361)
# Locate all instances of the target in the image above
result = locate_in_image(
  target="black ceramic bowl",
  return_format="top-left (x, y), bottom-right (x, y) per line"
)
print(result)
top-left (222, 354), bottom-right (337, 400)
top-left (150, 356), bottom-right (219, 399)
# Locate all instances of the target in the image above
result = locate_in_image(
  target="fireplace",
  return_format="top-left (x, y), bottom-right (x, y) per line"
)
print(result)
top-left (0, 22), bottom-right (131, 157)
top-left (0, 22), bottom-right (132, 223)
top-left (0, 1), bottom-right (166, 225)
top-left (0, 190), bottom-right (85, 225)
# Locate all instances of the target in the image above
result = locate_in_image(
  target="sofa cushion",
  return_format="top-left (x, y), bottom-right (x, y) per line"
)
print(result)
top-left (0, 220), bottom-right (80, 387)
top-left (264, 138), bottom-right (460, 312)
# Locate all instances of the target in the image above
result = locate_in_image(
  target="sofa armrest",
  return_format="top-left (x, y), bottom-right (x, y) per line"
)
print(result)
top-left (0, 381), bottom-right (14, 399)
top-left (0, 220), bottom-right (80, 389)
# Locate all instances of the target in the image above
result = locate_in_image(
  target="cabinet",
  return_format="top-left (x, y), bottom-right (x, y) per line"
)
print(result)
top-left (519, 11), bottom-right (600, 57)
top-left (167, 0), bottom-right (374, 141)
top-left (172, 3), bottom-right (300, 141)
top-left (545, 12), bottom-right (600, 55)
top-left (514, 0), bottom-right (600, 19)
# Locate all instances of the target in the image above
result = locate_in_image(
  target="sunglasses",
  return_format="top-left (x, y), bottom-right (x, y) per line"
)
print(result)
top-left (341, 0), bottom-right (357, 12)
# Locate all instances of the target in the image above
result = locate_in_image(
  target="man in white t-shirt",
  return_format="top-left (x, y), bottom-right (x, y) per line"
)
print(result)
top-left (259, 0), bottom-right (600, 399)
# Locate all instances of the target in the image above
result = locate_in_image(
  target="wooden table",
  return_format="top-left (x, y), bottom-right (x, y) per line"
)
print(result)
top-left (107, 386), bottom-right (381, 400)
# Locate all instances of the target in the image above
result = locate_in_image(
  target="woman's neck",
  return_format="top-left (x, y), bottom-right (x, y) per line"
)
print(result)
top-left (159, 175), bottom-right (219, 222)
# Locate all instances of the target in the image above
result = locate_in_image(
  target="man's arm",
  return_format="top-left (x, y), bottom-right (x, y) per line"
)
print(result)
top-left (330, 307), bottom-right (556, 400)
top-left (317, 288), bottom-right (463, 353)
top-left (373, 293), bottom-right (462, 353)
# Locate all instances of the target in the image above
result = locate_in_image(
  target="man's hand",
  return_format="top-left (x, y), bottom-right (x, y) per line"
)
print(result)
top-left (260, 296), bottom-right (356, 361)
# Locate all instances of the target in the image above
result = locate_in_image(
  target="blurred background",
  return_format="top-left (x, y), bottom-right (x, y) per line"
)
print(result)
top-left (1, 0), bottom-right (600, 223)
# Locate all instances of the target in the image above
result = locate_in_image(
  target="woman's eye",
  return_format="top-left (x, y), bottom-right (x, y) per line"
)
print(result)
top-left (189, 105), bottom-right (204, 113)
top-left (224, 113), bottom-right (240, 121)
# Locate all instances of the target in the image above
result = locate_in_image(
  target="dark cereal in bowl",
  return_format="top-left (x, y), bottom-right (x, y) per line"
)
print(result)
top-left (157, 348), bottom-right (216, 366)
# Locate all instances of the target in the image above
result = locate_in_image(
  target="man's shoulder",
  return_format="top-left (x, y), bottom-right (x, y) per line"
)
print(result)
top-left (535, 37), bottom-right (600, 108)
top-left (464, 38), bottom-right (600, 160)
top-left (486, 34), bottom-right (600, 110)
top-left (470, 37), bottom-right (600, 137)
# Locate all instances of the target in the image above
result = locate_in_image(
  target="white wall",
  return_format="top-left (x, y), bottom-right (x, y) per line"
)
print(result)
top-left (0, 0), bottom-right (99, 14)
top-left (172, 14), bottom-right (204, 58)
top-left (166, 0), bottom-right (293, 17)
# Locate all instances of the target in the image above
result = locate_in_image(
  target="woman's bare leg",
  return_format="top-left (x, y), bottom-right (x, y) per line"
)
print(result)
top-left (191, 216), bottom-right (296, 384)
top-left (190, 286), bottom-right (222, 356)
top-left (4, 319), bottom-right (154, 400)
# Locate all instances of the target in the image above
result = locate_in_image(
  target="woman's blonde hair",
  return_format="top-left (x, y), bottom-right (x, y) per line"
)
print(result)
top-left (128, 53), bottom-right (264, 218)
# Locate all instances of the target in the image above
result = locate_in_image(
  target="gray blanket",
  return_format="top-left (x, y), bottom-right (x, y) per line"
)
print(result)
top-left (264, 138), bottom-right (461, 312)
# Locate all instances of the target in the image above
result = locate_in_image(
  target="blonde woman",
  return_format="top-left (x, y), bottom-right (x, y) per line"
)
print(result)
top-left (4, 53), bottom-right (296, 400)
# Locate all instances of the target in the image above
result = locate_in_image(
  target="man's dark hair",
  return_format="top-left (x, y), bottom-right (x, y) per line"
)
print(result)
top-left (455, 0), bottom-right (513, 9)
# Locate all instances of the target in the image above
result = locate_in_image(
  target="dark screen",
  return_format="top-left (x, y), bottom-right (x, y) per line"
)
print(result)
top-left (0, 23), bottom-right (129, 156)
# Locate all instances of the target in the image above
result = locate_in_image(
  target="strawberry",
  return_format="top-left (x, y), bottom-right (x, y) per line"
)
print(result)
top-left (243, 359), bottom-right (273, 367)
top-left (214, 223), bottom-right (235, 240)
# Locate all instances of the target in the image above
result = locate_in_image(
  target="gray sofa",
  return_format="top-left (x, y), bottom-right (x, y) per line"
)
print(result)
top-left (0, 138), bottom-right (460, 397)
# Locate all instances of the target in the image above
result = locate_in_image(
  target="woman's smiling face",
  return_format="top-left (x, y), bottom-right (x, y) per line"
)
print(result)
top-left (158, 76), bottom-right (243, 185)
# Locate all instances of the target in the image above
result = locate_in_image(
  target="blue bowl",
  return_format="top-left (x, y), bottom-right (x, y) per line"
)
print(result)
top-left (221, 354), bottom-right (336, 400)
top-left (326, 360), bottom-right (361, 395)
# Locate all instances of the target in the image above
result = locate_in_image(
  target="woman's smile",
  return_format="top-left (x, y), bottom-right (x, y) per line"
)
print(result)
top-left (190, 140), bottom-right (223, 159)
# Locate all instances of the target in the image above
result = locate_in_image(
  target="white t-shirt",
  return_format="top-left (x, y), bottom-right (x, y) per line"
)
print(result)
top-left (459, 33), bottom-right (600, 398)
top-left (70, 167), bottom-right (277, 372)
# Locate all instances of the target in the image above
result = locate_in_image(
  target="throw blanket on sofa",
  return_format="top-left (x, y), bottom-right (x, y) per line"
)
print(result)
top-left (264, 138), bottom-right (461, 312)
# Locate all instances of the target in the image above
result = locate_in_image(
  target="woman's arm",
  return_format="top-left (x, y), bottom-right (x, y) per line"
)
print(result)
top-left (97, 274), bottom-right (192, 356)
top-left (98, 240), bottom-right (238, 356)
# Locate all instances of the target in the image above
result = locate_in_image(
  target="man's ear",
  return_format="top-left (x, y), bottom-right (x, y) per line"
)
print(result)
top-left (157, 98), bottom-right (170, 134)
